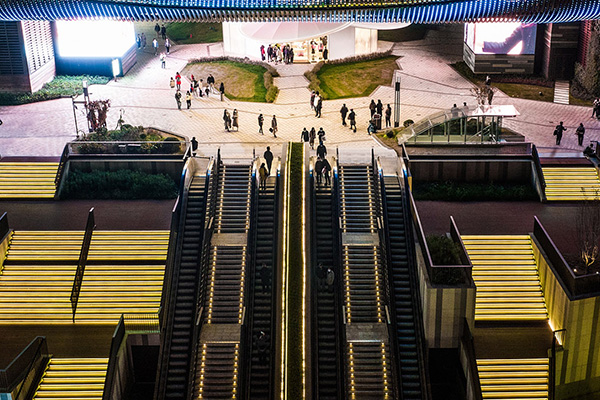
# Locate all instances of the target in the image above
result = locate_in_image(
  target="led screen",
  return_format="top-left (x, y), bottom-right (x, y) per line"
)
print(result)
top-left (56, 20), bottom-right (135, 58)
top-left (464, 22), bottom-right (537, 55)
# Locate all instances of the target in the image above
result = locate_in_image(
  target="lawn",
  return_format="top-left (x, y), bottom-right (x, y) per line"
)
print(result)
top-left (166, 22), bottom-right (222, 44)
top-left (316, 56), bottom-right (398, 99)
top-left (182, 60), bottom-right (267, 102)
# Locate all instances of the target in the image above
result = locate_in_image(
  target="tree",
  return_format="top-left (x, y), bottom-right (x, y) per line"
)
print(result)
top-left (86, 99), bottom-right (111, 131)
top-left (575, 191), bottom-right (600, 274)
top-left (574, 21), bottom-right (600, 98)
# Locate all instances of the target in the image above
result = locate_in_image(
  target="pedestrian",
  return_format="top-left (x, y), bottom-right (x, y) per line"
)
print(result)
top-left (385, 104), bottom-right (391, 128)
top-left (322, 157), bottom-right (331, 186)
top-left (313, 92), bottom-right (320, 115)
top-left (264, 146), bottom-right (274, 174)
top-left (326, 268), bottom-right (334, 292)
top-left (194, 79), bottom-right (201, 97)
top-left (367, 120), bottom-right (376, 135)
top-left (185, 91), bottom-right (192, 109)
top-left (223, 109), bottom-right (230, 132)
top-left (270, 115), bottom-right (278, 138)
top-left (154, 23), bottom-right (160, 38)
top-left (369, 99), bottom-right (376, 118)
top-left (316, 142), bottom-right (327, 159)
top-left (219, 82), bottom-right (225, 101)
top-left (259, 162), bottom-right (269, 190)
top-left (160, 53), bottom-right (166, 68)
top-left (584, 143), bottom-right (595, 157)
top-left (141, 32), bottom-right (146, 48)
top-left (340, 104), bottom-right (348, 126)
top-left (376, 99), bottom-right (383, 116)
top-left (451, 103), bottom-right (460, 118)
top-left (316, 97), bottom-right (323, 118)
top-left (207, 74), bottom-right (215, 91)
top-left (349, 109), bottom-right (356, 132)
top-left (462, 102), bottom-right (470, 115)
top-left (258, 113), bottom-right (264, 134)
top-left (554, 121), bottom-right (567, 145)
top-left (169, 77), bottom-right (175, 89)
top-left (317, 127), bottom-right (325, 145)
top-left (175, 90), bottom-right (182, 110)
top-left (592, 98), bottom-right (600, 119)
top-left (314, 156), bottom-right (324, 185)
top-left (301, 128), bottom-right (309, 142)
top-left (316, 262), bottom-right (327, 288)
top-left (232, 109), bottom-right (239, 131)
top-left (309, 127), bottom-right (316, 149)
top-left (485, 75), bottom-right (491, 86)
top-left (190, 136), bottom-right (198, 156)
top-left (576, 123), bottom-right (585, 146)
top-left (260, 263), bottom-right (270, 292)
top-left (175, 72), bottom-right (181, 90)
top-left (257, 331), bottom-right (269, 363)
top-left (487, 89), bottom-right (494, 105)
top-left (260, 44), bottom-right (266, 61)
top-left (161, 24), bottom-right (166, 40)
top-left (136, 34), bottom-right (141, 49)
top-left (165, 38), bottom-right (171, 54)
top-left (152, 38), bottom-right (158, 55)
top-left (310, 91), bottom-right (315, 110)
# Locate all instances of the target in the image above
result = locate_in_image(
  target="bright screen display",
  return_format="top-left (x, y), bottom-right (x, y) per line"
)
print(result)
top-left (56, 20), bottom-right (135, 58)
top-left (464, 22), bottom-right (537, 55)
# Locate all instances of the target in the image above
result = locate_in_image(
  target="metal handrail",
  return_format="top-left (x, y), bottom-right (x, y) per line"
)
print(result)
top-left (54, 144), bottom-right (70, 188)
top-left (0, 337), bottom-right (48, 398)
top-left (0, 212), bottom-right (9, 244)
top-left (70, 207), bottom-right (96, 322)
top-left (460, 319), bottom-right (483, 400)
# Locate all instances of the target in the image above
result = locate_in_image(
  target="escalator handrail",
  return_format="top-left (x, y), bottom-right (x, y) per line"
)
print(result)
top-left (309, 166), bottom-right (320, 399)
top-left (268, 164), bottom-right (281, 399)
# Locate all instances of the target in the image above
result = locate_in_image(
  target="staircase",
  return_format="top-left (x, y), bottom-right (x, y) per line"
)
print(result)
top-left (477, 358), bottom-right (549, 399)
top-left (163, 176), bottom-right (208, 399)
top-left (553, 81), bottom-right (570, 105)
top-left (215, 164), bottom-right (252, 234)
top-left (383, 176), bottom-right (424, 400)
top-left (206, 246), bottom-right (245, 324)
top-left (462, 235), bottom-right (548, 322)
top-left (248, 175), bottom-right (277, 399)
top-left (313, 177), bottom-right (343, 399)
top-left (32, 357), bottom-right (108, 399)
top-left (542, 167), bottom-right (600, 201)
top-left (339, 165), bottom-right (376, 235)
top-left (196, 343), bottom-right (240, 399)
top-left (347, 342), bottom-right (392, 399)
top-left (0, 162), bottom-right (58, 198)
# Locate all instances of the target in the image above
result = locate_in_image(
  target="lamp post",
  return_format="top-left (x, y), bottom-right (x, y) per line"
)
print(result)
top-left (393, 70), bottom-right (401, 128)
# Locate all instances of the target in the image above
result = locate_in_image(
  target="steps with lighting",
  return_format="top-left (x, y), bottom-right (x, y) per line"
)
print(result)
top-left (196, 343), bottom-right (240, 399)
top-left (216, 164), bottom-right (252, 234)
top-left (477, 358), bottom-right (549, 399)
top-left (347, 342), bottom-right (392, 399)
top-left (542, 167), bottom-right (600, 201)
top-left (206, 246), bottom-right (245, 324)
top-left (0, 162), bottom-right (58, 199)
top-left (6, 230), bottom-right (169, 263)
top-left (462, 235), bottom-right (547, 322)
top-left (32, 357), bottom-right (108, 400)
top-left (339, 165), bottom-right (376, 235)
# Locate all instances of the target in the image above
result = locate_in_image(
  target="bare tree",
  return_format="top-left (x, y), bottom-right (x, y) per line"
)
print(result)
top-left (86, 99), bottom-right (111, 131)
top-left (576, 190), bottom-right (600, 274)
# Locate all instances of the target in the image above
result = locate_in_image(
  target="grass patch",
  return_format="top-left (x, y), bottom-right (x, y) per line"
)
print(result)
top-left (287, 142), bottom-right (304, 398)
top-left (378, 25), bottom-right (427, 42)
top-left (413, 181), bottom-right (538, 201)
top-left (569, 94), bottom-right (593, 107)
top-left (309, 56), bottom-right (398, 100)
top-left (183, 60), bottom-right (269, 102)
top-left (0, 75), bottom-right (110, 106)
top-left (166, 22), bottom-right (222, 44)
top-left (61, 169), bottom-right (178, 199)
top-left (494, 82), bottom-right (554, 102)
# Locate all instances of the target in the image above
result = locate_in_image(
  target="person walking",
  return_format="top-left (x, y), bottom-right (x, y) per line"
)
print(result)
top-left (185, 91), bottom-right (192, 109)
top-left (160, 24), bottom-right (167, 40)
top-left (326, 268), bottom-right (334, 292)
top-left (141, 32), bottom-right (146, 48)
top-left (260, 263), bottom-right (270, 292)
top-left (309, 127), bottom-right (316, 149)
top-left (313, 92), bottom-right (320, 116)
top-left (314, 157), bottom-right (324, 185)
top-left (385, 104), bottom-right (392, 128)
top-left (554, 121), bottom-right (567, 145)
top-left (223, 109), bottom-right (230, 132)
top-left (301, 128), bottom-right (309, 143)
top-left (310, 91), bottom-right (316, 110)
top-left (367, 120), bottom-right (376, 135)
top-left (136, 34), bottom-right (141, 49)
top-left (190, 137), bottom-right (198, 156)
top-left (232, 109), bottom-right (239, 131)
top-left (257, 331), bottom-right (269, 364)
top-left (258, 113), bottom-right (264, 134)
top-left (175, 90), bottom-right (182, 110)
top-left (340, 104), bottom-right (348, 126)
top-left (322, 157), bottom-right (331, 186)
top-left (154, 23), bottom-right (160, 38)
top-left (160, 53), bottom-right (166, 69)
top-left (259, 163), bottom-right (269, 190)
top-left (316, 142), bottom-right (327, 159)
top-left (316, 97), bottom-right (323, 118)
top-left (592, 98), bottom-right (600, 119)
top-left (260, 44), bottom-right (266, 61)
top-left (165, 38), bottom-right (171, 54)
top-left (264, 146), bottom-right (274, 174)
top-left (376, 99), bottom-right (383, 116)
top-left (369, 99), bottom-right (376, 118)
top-left (175, 72), bottom-right (181, 90)
top-left (219, 82), bottom-right (225, 101)
top-left (349, 109), bottom-right (356, 132)
top-left (169, 77), bottom-right (175, 89)
top-left (152, 38), bottom-right (158, 55)
top-left (317, 127), bottom-right (326, 145)
top-left (270, 115), bottom-right (278, 138)
top-left (576, 123), bottom-right (585, 146)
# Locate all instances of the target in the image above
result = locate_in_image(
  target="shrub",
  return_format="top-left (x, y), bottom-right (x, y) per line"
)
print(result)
top-left (61, 169), bottom-right (178, 199)
top-left (426, 235), bottom-right (461, 265)
top-left (161, 137), bottom-right (182, 153)
top-left (263, 70), bottom-right (279, 103)
top-left (413, 181), bottom-right (538, 201)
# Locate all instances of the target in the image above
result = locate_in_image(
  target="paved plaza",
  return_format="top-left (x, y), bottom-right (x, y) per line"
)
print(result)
top-left (1, 24), bottom-right (599, 159)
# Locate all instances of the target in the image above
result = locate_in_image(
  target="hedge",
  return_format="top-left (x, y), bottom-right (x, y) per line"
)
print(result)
top-left (413, 181), bottom-right (538, 201)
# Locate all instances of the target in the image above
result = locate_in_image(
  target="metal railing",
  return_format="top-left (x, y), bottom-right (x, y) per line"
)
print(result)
top-left (54, 144), bottom-right (70, 189)
top-left (0, 336), bottom-right (49, 400)
top-left (459, 319), bottom-right (483, 400)
top-left (531, 145), bottom-right (547, 202)
top-left (0, 212), bottom-right (8, 243)
top-left (70, 207), bottom-right (96, 322)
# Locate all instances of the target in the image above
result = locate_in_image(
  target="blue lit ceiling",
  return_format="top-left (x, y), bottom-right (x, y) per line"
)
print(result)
top-left (0, 0), bottom-right (599, 22)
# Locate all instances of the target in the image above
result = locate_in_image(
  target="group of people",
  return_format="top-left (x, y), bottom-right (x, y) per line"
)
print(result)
top-left (339, 104), bottom-right (357, 132)
top-left (222, 109), bottom-right (239, 131)
top-left (258, 146), bottom-right (275, 190)
top-left (172, 73), bottom-right (229, 110)
top-left (261, 44), bottom-right (294, 64)
top-left (300, 127), bottom-right (326, 149)
top-left (368, 99), bottom-right (393, 128)
top-left (310, 91), bottom-right (323, 118)
top-left (553, 121), bottom-right (587, 147)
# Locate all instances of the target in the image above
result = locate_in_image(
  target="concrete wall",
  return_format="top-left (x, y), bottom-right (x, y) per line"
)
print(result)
top-left (541, 23), bottom-right (580, 79)
top-left (532, 239), bottom-right (600, 399)
top-left (464, 44), bottom-right (534, 75)
top-left (67, 159), bottom-right (184, 182)
top-left (409, 159), bottom-right (532, 184)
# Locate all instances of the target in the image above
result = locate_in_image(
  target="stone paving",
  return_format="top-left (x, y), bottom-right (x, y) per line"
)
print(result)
top-left (1, 24), bottom-right (599, 161)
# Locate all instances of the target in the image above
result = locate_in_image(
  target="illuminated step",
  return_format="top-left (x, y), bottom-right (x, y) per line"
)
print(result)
top-left (0, 162), bottom-right (58, 198)
top-left (33, 357), bottom-right (107, 400)
top-left (543, 167), bottom-right (600, 201)
top-left (477, 358), bottom-right (548, 399)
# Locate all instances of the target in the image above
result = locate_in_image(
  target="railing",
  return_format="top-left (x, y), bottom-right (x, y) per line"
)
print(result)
top-left (103, 314), bottom-right (160, 400)
top-left (533, 217), bottom-right (600, 299)
top-left (549, 328), bottom-right (566, 400)
top-left (70, 207), bottom-right (96, 322)
top-left (66, 140), bottom-right (189, 156)
top-left (0, 212), bottom-right (8, 243)
top-left (54, 144), bottom-right (70, 189)
top-left (0, 336), bottom-right (49, 400)
top-left (531, 144), bottom-right (547, 202)
top-left (459, 319), bottom-right (483, 400)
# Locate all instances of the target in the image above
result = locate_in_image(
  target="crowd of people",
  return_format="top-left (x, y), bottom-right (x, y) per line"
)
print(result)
top-left (260, 44), bottom-right (295, 64)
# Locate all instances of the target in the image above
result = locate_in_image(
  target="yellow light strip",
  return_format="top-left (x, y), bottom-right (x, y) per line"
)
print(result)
top-left (207, 247), bottom-right (217, 323)
top-left (233, 344), bottom-right (239, 398)
top-left (301, 145), bottom-right (306, 400)
top-left (198, 344), bottom-right (206, 399)
top-left (239, 247), bottom-right (246, 324)
top-left (374, 247), bottom-right (382, 323)
top-left (280, 145), bottom-right (291, 400)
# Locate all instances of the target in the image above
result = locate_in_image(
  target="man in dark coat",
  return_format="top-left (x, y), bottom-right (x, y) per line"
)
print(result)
top-left (264, 146), bottom-right (274, 174)
top-left (316, 143), bottom-right (327, 160)
top-left (348, 109), bottom-right (356, 132)
top-left (340, 104), bottom-right (348, 126)
top-left (554, 121), bottom-right (567, 145)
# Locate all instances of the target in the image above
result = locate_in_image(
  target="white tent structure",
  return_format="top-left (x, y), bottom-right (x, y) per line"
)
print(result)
top-left (222, 21), bottom-right (410, 62)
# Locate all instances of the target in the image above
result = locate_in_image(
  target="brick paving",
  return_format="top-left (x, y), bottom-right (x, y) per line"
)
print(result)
top-left (1, 24), bottom-right (598, 161)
